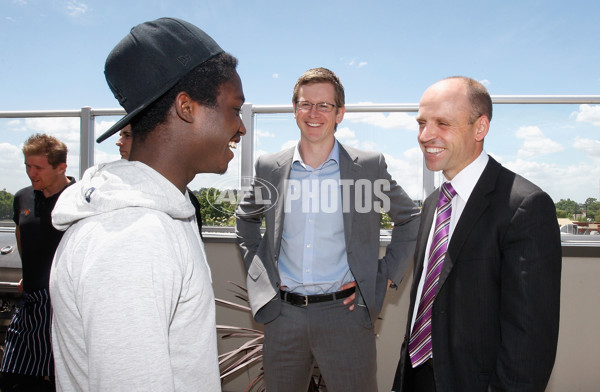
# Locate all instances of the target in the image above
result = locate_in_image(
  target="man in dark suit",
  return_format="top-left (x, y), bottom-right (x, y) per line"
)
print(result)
top-left (392, 76), bottom-right (561, 392)
top-left (237, 67), bottom-right (420, 392)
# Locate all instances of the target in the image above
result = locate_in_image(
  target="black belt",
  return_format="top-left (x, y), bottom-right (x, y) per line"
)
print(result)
top-left (280, 287), bottom-right (355, 307)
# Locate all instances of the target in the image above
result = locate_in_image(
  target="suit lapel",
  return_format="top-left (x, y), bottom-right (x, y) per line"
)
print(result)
top-left (272, 149), bottom-right (294, 259)
top-left (412, 193), bottom-right (437, 300)
top-left (437, 157), bottom-right (501, 289)
top-left (339, 143), bottom-right (360, 246)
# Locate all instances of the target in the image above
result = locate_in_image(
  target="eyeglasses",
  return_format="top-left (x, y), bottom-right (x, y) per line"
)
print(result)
top-left (295, 101), bottom-right (337, 113)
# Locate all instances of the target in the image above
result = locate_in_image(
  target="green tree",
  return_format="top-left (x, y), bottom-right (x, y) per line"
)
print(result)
top-left (583, 198), bottom-right (597, 220)
top-left (380, 212), bottom-right (393, 229)
top-left (0, 189), bottom-right (14, 221)
top-left (586, 201), bottom-right (600, 222)
top-left (196, 188), bottom-right (237, 227)
top-left (554, 198), bottom-right (580, 217)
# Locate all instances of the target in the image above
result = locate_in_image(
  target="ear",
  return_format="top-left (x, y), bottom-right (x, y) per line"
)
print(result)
top-left (474, 115), bottom-right (489, 142)
top-left (174, 91), bottom-right (195, 123)
top-left (335, 106), bottom-right (346, 124)
top-left (56, 162), bottom-right (67, 174)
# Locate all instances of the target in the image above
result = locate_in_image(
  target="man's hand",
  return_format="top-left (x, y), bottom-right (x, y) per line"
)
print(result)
top-left (341, 281), bottom-right (357, 311)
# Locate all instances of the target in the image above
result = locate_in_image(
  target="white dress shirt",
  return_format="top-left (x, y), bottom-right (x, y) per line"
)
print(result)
top-left (409, 151), bottom-right (489, 335)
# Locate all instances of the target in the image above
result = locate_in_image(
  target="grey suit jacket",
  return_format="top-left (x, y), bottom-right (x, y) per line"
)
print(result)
top-left (393, 156), bottom-right (561, 392)
top-left (236, 142), bottom-right (420, 327)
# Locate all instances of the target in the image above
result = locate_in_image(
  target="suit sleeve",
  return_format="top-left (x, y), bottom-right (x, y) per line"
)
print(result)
top-left (377, 154), bottom-right (421, 286)
top-left (491, 190), bottom-right (561, 391)
top-left (235, 158), bottom-right (265, 272)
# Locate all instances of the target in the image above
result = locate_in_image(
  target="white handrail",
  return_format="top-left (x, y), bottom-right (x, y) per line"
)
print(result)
top-left (2, 95), bottom-right (600, 198)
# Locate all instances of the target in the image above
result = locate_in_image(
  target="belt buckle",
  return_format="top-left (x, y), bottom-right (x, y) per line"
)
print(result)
top-left (301, 295), bottom-right (309, 307)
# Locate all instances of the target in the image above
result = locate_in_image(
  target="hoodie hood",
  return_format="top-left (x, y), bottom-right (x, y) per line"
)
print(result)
top-left (52, 160), bottom-right (195, 231)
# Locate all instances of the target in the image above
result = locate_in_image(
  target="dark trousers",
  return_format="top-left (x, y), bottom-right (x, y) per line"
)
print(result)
top-left (0, 372), bottom-right (55, 392)
top-left (407, 360), bottom-right (436, 392)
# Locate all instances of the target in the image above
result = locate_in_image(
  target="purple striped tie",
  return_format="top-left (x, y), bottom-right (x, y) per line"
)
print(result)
top-left (409, 182), bottom-right (456, 367)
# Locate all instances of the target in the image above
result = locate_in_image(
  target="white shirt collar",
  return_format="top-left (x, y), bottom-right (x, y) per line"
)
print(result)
top-left (444, 150), bottom-right (489, 204)
top-left (292, 139), bottom-right (340, 169)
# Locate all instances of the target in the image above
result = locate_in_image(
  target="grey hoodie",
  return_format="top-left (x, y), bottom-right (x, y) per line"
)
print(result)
top-left (50, 160), bottom-right (220, 392)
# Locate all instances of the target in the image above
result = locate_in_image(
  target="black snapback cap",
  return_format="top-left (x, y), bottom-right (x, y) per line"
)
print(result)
top-left (97, 17), bottom-right (223, 143)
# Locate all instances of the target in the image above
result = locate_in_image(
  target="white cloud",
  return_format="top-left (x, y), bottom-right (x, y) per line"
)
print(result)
top-left (361, 140), bottom-right (378, 151)
top-left (256, 130), bottom-right (275, 138)
top-left (504, 158), bottom-right (600, 202)
top-left (516, 126), bottom-right (544, 139)
top-left (344, 111), bottom-right (417, 130)
top-left (346, 59), bottom-right (367, 69)
top-left (94, 149), bottom-right (120, 166)
top-left (515, 126), bottom-right (564, 158)
top-left (66, 0), bottom-right (89, 17)
top-left (254, 149), bottom-right (269, 160)
top-left (23, 117), bottom-right (80, 140)
top-left (335, 127), bottom-right (379, 149)
top-left (281, 140), bottom-right (297, 151)
top-left (0, 143), bottom-right (28, 193)
top-left (272, 73), bottom-right (279, 79)
top-left (573, 137), bottom-right (600, 158)
top-left (190, 150), bottom-right (243, 191)
top-left (95, 119), bottom-right (117, 134)
top-left (573, 104), bottom-right (600, 127)
top-left (335, 127), bottom-right (355, 140)
top-left (480, 79), bottom-right (491, 87)
top-left (0, 143), bottom-right (22, 166)
top-left (383, 147), bottom-right (422, 200)
top-left (5, 119), bottom-right (28, 133)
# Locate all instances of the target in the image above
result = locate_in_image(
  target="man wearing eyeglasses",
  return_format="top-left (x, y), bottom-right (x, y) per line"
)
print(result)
top-left (236, 67), bottom-right (420, 391)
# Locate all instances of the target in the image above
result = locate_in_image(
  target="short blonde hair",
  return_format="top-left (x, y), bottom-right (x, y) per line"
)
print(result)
top-left (292, 67), bottom-right (345, 108)
top-left (22, 133), bottom-right (68, 168)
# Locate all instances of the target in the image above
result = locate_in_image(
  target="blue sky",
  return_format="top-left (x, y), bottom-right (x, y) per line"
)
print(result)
top-left (2, 0), bottom-right (600, 203)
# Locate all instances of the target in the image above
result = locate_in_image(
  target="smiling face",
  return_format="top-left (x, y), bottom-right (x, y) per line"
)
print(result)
top-left (25, 154), bottom-right (67, 197)
top-left (416, 78), bottom-right (488, 180)
top-left (187, 71), bottom-right (246, 174)
top-left (116, 125), bottom-right (132, 159)
top-left (294, 82), bottom-right (345, 149)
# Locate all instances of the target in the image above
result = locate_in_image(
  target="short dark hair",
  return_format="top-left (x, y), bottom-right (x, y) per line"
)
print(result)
top-left (22, 133), bottom-right (68, 168)
top-left (131, 52), bottom-right (238, 141)
top-left (445, 76), bottom-right (493, 123)
top-left (292, 67), bottom-right (345, 108)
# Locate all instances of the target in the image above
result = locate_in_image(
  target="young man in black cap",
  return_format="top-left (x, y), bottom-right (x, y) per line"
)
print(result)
top-left (49, 18), bottom-right (245, 391)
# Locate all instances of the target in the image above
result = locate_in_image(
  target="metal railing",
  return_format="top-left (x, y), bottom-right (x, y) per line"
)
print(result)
top-left (0, 107), bottom-right (124, 179)
top-left (3, 95), bottom-right (600, 197)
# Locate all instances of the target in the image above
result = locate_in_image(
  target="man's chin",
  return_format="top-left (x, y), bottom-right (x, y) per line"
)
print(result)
top-left (197, 166), bottom-right (228, 175)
